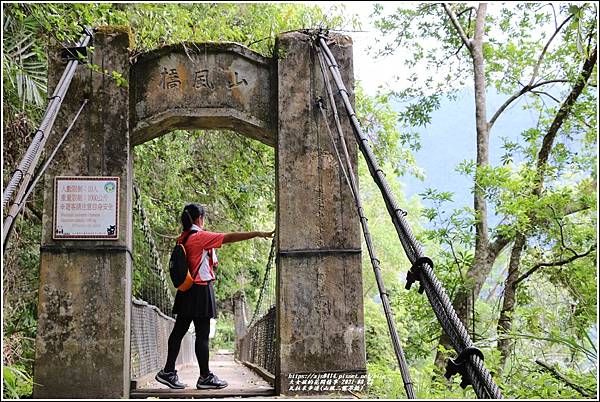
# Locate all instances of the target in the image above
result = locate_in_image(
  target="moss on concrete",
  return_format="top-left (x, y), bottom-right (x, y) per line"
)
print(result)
top-left (95, 25), bottom-right (134, 49)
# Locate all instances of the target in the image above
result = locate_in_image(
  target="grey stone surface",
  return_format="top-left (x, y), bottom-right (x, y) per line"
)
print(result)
top-left (274, 32), bottom-right (366, 395)
top-left (34, 27), bottom-right (133, 398)
top-left (33, 27), bottom-right (364, 398)
top-left (131, 42), bottom-right (275, 146)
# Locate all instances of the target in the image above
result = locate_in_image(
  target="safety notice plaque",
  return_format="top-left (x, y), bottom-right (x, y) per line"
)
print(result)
top-left (53, 176), bottom-right (119, 240)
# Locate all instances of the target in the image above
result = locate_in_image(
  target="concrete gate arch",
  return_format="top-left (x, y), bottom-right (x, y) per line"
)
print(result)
top-left (34, 28), bottom-right (365, 398)
top-left (130, 42), bottom-right (275, 146)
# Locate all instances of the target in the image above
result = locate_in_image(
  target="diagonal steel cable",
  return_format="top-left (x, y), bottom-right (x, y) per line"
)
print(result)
top-left (3, 28), bottom-right (93, 210)
top-left (315, 34), bottom-right (503, 399)
top-left (315, 45), bottom-right (416, 399)
top-left (3, 99), bottom-right (88, 247)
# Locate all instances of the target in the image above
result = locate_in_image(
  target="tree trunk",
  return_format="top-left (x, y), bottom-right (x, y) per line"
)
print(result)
top-left (494, 44), bottom-right (596, 371)
top-left (434, 253), bottom-right (497, 367)
top-left (435, 3), bottom-right (489, 368)
top-left (435, 1), bottom-right (596, 371)
top-left (497, 234), bottom-right (525, 370)
top-left (470, 0), bottom-right (490, 326)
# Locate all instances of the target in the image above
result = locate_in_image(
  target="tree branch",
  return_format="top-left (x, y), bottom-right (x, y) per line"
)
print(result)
top-left (529, 15), bottom-right (575, 87)
top-left (531, 90), bottom-right (561, 103)
top-left (488, 235), bottom-right (512, 261)
top-left (442, 3), bottom-right (472, 52)
top-left (488, 46), bottom-right (597, 253)
top-left (531, 79), bottom-right (571, 89)
top-left (486, 13), bottom-right (574, 131)
top-left (535, 360), bottom-right (594, 397)
top-left (513, 244), bottom-right (596, 287)
top-left (535, 45), bottom-right (597, 185)
top-left (549, 205), bottom-right (578, 256)
top-left (488, 198), bottom-right (592, 262)
top-left (456, 6), bottom-right (476, 19)
top-left (488, 79), bottom-right (570, 130)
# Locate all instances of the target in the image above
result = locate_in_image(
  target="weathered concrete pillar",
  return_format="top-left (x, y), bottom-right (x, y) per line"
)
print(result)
top-left (275, 32), bottom-right (366, 395)
top-left (233, 291), bottom-right (248, 359)
top-left (33, 27), bottom-right (133, 398)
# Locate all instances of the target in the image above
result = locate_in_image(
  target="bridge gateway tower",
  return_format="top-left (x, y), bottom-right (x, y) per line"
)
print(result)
top-left (34, 27), bottom-right (365, 398)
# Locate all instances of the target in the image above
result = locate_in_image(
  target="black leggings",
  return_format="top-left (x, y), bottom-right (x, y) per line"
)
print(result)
top-left (165, 315), bottom-right (210, 376)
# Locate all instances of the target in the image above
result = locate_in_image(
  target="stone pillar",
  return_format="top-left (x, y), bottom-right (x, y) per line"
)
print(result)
top-left (233, 291), bottom-right (247, 359)
top-left (275, 32), bottom-right (365, 395)
top-left (33, 27), bottom-right (133, 398)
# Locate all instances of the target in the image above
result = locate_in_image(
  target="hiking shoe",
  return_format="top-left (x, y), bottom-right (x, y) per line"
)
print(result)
top-left (155, 369), bottom-right (185, 389)
top-left (196, 372), bottom-right (228, 389)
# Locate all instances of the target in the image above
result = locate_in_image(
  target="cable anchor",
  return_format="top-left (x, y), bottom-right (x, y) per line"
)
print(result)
top-left (444, 346), bottom-right (485, 389)
top-left (315, 96), bottom-right (326, 110)
top-left (60, 26), bottom-right (94, 63)
top-left (405, 256), bottom-right (433, 294)
top-left (61, 46), bottom-right (89, 63)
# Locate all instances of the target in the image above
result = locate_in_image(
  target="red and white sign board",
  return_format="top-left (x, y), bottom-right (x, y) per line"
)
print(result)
top-left (53, 176), bottom-right (119, 240)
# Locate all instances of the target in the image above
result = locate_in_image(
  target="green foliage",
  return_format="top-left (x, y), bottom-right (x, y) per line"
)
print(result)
top-left (127, 3), bottom-right (354, 56)
top-left (2, 210), bottom-right (41, 397)
top-left (132, 129), bottom-right (276, 305)
top-left (368, 2), bottom-right (597, 399)
top-left (2, 8), bottom-right (48, 108)
top-left (501, 359), bottom-right (597, 399)
top-left (2, 365), bottom-right (33, 399)
top-left (355, 85), bottom-right (422, 178)
top-left (3, 2), bottom-right (596, 400)
top-left (211, 313), bottom-right (236, 352)
top-left (1, 3), bottom-right (363, 398)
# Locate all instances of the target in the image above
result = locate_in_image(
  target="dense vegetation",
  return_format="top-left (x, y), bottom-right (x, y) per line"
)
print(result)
top-left (2, 2), bottom-right (597, 399)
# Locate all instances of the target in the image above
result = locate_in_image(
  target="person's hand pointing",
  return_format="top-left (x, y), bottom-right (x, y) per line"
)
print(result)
top-left (258, 230), bottom-right (275, 239)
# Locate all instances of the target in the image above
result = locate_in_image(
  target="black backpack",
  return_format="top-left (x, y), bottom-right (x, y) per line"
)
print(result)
top-left (169, 230), bottom-right (197, 291)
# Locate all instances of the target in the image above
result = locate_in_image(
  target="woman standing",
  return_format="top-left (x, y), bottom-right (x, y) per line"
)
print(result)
top-left (155, 203), bottom-right (274, 390)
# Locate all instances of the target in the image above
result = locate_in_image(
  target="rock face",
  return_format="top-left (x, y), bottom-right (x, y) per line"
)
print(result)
top-left (34, 28), bottom-right (364, 398)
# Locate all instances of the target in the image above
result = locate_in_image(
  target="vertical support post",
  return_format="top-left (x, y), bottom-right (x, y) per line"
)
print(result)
top-left (274, 32), bottom-right (366, 395)
top-left (233, 291), bottom-right (248, 359)
top-left (33, 27), bottom-right (133, 398)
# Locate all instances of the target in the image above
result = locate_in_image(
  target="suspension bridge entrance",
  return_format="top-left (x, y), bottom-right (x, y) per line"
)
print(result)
top-left (32, 28), bottom-right (365, 398)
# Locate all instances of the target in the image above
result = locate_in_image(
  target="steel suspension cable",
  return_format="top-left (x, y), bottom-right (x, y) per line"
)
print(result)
top-left (248, 236), bottom-right (276, 327)
top-left (3, 99), bottom-right (89, 247)
top-left (315, 46), bottom-right (416, 399)
top-left (132, 183), bottom-right (174, 314)
top-left (316, 35), bottom-right (502, 399)
top-left (3, 28), bottom-right (93, 210)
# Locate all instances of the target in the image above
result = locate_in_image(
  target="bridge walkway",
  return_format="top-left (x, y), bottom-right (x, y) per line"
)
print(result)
top-left (130, 351), bottom-right (274, 399)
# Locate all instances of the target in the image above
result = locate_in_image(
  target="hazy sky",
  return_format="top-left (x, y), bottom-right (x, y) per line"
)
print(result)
top-left (312, 1), bottom-right (543, 218)
top-left (317, 1), bottom-right (406, 94)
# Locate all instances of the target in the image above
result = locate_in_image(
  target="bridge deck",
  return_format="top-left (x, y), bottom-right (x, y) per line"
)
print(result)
top-left (131, 352), bottom-right (275, 399)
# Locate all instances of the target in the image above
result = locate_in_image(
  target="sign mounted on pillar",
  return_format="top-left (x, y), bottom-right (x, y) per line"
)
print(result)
top-left (53, 176), bottom-right (119, 239)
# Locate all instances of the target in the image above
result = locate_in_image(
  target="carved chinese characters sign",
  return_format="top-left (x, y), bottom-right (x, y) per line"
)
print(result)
top-left (131, 43), bottom-right (274, 146)
top-left (53, 176), bottom-right (119, 239)
top-left (158, 65), bottom-right (248, 91)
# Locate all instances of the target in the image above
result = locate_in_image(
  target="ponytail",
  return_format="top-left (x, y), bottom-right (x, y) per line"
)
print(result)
top-left (180, 203), bottom-right (205, 231)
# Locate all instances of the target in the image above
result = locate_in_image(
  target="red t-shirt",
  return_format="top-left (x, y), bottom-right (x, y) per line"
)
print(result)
top-left (177, 229), bottom-right (225, 283)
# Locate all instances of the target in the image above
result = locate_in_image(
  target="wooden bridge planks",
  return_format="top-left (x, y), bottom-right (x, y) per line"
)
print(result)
top-left (131, 352), bottom-right (274, 399)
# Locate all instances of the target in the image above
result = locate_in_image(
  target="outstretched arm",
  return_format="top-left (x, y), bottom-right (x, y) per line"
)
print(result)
top-left (222, 230), bottom-right (274, 244)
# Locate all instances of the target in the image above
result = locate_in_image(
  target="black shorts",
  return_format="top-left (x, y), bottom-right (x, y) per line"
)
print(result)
top-left (172, 281), bottom-right (217, 318)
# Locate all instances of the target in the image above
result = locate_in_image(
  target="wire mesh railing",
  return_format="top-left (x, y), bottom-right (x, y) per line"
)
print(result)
top-left (130, 298), bottom-right (195, 384)
top-left (248, 238), bottom-right (276, 327)
top-left (132, 182), bottom-right (174, 317)
top-left (238, 306), bottom-right (276, 376)
top-left (237, 237), bottom-right (277, 376)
